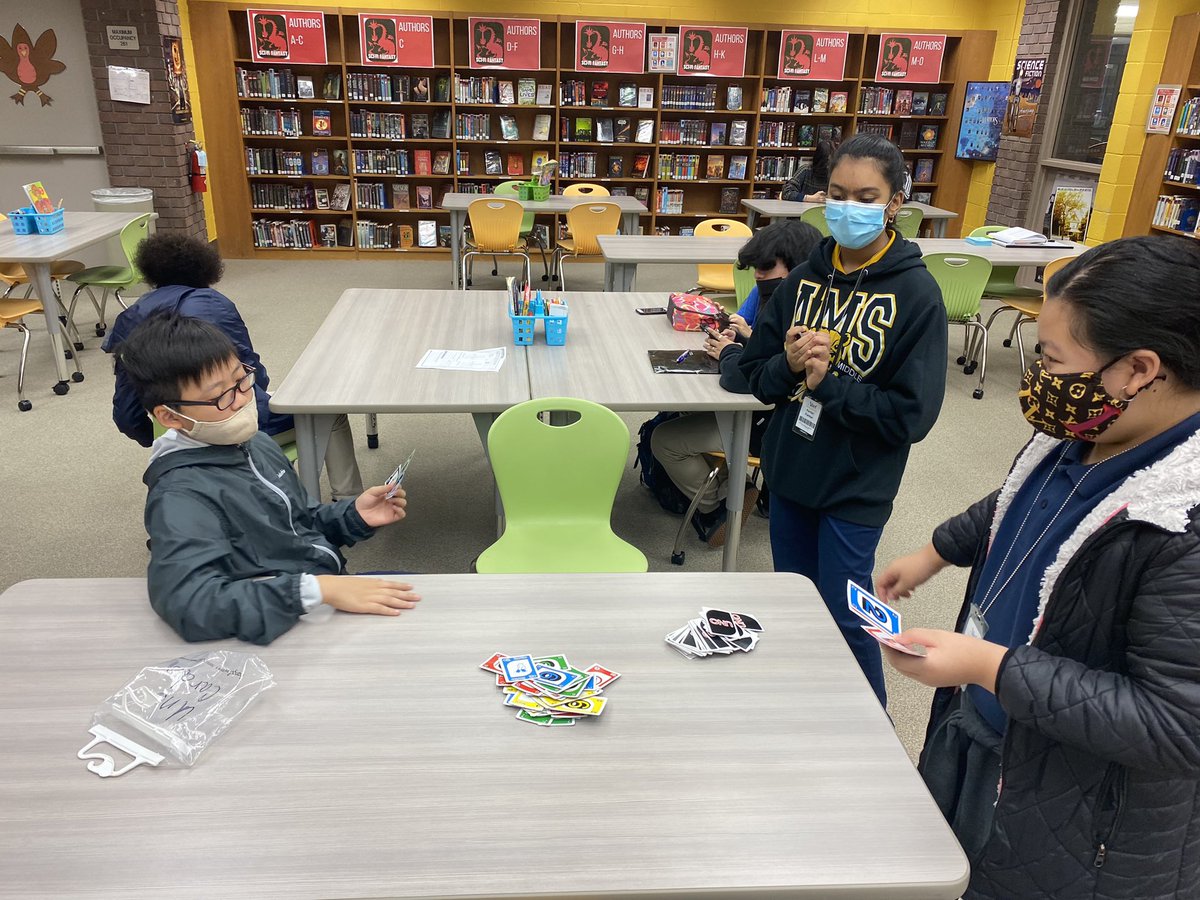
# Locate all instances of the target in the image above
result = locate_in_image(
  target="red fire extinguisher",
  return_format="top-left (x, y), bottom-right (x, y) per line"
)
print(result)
top-left (190, 143), bottom-right (207, 193)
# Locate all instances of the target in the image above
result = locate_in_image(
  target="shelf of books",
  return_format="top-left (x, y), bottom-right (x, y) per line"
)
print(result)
top-left (1127, 13), bottom-right (1200, 241)
top-left (194, 8), bottom-right (993, 256)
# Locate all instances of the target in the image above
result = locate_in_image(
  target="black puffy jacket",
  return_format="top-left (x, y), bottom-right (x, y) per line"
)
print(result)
top-left (927, 430), bottom-right (1200, 899)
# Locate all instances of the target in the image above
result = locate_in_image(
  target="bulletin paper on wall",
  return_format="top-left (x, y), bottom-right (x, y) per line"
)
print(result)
top-left (107, 66), bottom-right (150, 104)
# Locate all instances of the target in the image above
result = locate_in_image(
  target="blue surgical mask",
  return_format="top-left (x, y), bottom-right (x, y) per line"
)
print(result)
top-left (824, 199), bottom-right (888, 250)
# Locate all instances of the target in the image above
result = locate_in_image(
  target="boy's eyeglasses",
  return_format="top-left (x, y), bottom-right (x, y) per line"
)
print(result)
top-left (168, 365), bottom-right (256, 411)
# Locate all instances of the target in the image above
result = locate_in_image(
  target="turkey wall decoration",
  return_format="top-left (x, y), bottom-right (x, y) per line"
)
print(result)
top-left (0, 24), bottom-right (65, 106)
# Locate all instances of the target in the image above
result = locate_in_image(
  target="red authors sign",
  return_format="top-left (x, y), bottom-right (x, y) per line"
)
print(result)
top-left (358, 14), bottom-right (434, 68)
top-left (874, 33), bottom-right (946, 83)
top-left (575, 21), bottom-right (646, 74)
top-left (468, 17), bottom-right (540, 70)
top-left (246, 9), bottom-right (327, 65)
top-left (676, 25), bottom-right (748, 78)
top-left (777, 30), bottom-right (849, 81)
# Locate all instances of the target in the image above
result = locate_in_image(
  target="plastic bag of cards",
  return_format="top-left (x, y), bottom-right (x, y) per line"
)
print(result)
top-left (77, 650), bottom-right (275, 777)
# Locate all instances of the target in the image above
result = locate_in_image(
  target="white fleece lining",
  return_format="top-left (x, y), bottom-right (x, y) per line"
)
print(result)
top-left (986, 430), bottom-right (1200, 645)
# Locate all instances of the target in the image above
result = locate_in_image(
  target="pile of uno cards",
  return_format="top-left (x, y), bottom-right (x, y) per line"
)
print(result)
top-left (847, 581), bottom-right (927, 657)
top-left (479, 653), bottom-right (620, 727)
top-left (384, 449), bottom-right (415, 499)
top-left (664, 608), bottom-right (763, 658)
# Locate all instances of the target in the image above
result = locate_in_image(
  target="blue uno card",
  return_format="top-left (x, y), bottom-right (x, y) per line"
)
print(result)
top-left (847, 581), bottom-right (901, 636)
top-left (500, 654), bottom-right (537, 682)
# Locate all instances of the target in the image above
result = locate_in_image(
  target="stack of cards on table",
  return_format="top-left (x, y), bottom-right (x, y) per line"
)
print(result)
top-left (664, 608), bottom-right (763, 658)
top-left (847, 581), bottom-right (927, 656)
top-left (384, 449), bottom-right (415, 499)
top-left (479, 653), bottom-right (619, 727)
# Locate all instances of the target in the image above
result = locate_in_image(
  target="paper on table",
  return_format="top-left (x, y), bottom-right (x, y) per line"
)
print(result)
top-left (416, 347), bottom-right (507, 373)
top-left (108, 66), bottom-right (151, 104)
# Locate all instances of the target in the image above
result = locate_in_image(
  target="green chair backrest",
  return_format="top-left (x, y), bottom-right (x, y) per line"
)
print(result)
top-left (494, 180), bottom-right (535, 236)
top-left (476, 397), bottom-right (648, 574)
top-left (893, 206), bottom-right (924, 239)
top-left (800, 205), bottom-right (831, 237)
top-left (120, 214), bottom-right (153, 283)
top-left (733, 263), bottom-right (756, 306)
top-left (924, 253), bottom-right (992, 322)
top-left (968, 224), bottom-right (1023, 287)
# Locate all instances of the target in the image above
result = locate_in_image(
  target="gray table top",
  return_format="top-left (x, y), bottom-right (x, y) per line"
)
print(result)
top-left (527, 291), bottom-right (769, 412)
top-left (0, 210), bottom-right (149, 264)
top-left (741, 198), bottom-right (957, 220)
top-left (0, 574), bottom-right (968, 899)
top-left (598, 234), bottom-right (1087, 268)
top-left (442, 192), bottom-right (648, 214)
top-left (269, 289), bottom-right (529, 414)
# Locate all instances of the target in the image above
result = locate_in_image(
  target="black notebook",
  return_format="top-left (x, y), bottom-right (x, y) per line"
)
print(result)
top-left (648, 350), bottom-right (720, 375)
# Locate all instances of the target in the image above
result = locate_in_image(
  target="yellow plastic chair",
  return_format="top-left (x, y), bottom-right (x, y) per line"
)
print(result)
top-left (973, 224), bottom-right (1054, 363)
top-left (0, 214), bottom-right (85, 304)
top-left (476, 397), bottom-right (647, 574)
top-left (552, 202), bottom-right (621, 290)
top-left (893, 206), bottom-right (924, 239)
top-left (693, 218), bottom-right (752, 295)
top-left (1, 296), bottom-right (84, 411)
top-left (999, 255), bottom-right (1075, 372)
top-left (924, 253), bottom-right (993, 399)
top-left (65, 213), bottom-right (152, 338)
top-left (800, 206), bottom-right (831, 237)
top-left (562, 183), bottom-right (610, 197)
top-left (463, 197), bottom-right (531, 289)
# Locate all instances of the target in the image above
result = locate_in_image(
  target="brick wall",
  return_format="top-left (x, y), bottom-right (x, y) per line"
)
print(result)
top-left (985, 0), bottom-right (1069, 227)
top-left (81, 0), bottom-right (207, 238)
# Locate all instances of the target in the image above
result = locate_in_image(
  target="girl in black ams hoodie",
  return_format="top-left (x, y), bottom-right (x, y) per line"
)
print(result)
top-left (739, 134), bottom-right (948, 706)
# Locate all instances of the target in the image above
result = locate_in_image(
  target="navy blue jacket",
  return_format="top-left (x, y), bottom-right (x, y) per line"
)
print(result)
top-left (102, 285), bottom-right (294, 447)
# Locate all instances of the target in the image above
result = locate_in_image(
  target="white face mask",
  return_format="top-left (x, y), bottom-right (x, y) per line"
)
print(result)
top-left (169, 399), bottom-right (259, 446)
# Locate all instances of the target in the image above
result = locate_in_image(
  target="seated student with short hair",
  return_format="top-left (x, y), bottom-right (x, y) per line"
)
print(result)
top-left (103, 233), bottom-right (364, 499)
top-left (651, 220), bottom-right (821, 546)
top-left (115, 312), bottom-right (419, 645)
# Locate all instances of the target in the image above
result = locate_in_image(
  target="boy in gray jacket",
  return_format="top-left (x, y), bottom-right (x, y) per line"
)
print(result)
top-left (116, 312), bottom-right (419, 644)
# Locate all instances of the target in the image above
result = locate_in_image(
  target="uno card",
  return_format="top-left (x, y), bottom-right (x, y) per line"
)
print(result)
top-left (500, 654), bottom-right (537, 682)
top-left (701, 608), bottom-right (743, 638)
top-left (541, 696), bottom-right (607, 716)
top-left (532, 665), bottom-right (582, 691)
top-left (546, 716), bottom-right (578, 726)
top-left (584, 664), bottom-right (621, 688)
top-left (847, 581), bottom-right (902, 636)
top-left (480, 653), bottom-right (510, 675)
top-left (515, 709), bottom-right (555, 726)
top-left (384, 449), bottom-right (416, 499)
top-left (534, 655), bottom-right (569, 670)
top-left (506, 691), bottom-right (548, 711)
top-left (730, 611), bottom-right (763, 632)
top-left (863, 625), bottom-right (928, 657)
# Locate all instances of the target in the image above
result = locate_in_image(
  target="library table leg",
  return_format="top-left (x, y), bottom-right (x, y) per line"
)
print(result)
top-left (28, 263), bottom-right (74, 391)
top-left (450, 210), bottom-right (463, 288)
top-left (472, 412), bottom-right (503, 536)
top-left (715, 409), bottom-right (752, 572)
top-left (745, 208), bottom-right (759, 229)
top-left (935, 219), bottom-right (947, 237)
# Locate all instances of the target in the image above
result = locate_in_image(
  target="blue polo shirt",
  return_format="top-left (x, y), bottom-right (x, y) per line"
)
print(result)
top-left (736, 287), bottom-right (761, 326)
top-left (970, 411), bottom-right (1200, 734)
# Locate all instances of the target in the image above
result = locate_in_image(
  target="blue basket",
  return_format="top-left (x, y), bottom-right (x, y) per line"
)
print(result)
top-left (509, 312), bottom-right (536, 345)
top-left (544, 312), bottom-right (569, 346)
top-left (8, 206), bottom-right (65, 235)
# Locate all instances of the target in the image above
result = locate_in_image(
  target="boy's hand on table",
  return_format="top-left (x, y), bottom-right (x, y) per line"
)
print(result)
top-left (356, 484), bottom-right (407, 527)
top-left (317, 576), bottom-right (421, 616)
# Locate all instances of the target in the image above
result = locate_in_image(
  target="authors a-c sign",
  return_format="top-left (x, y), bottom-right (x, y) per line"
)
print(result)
top-left (246, 9), bottom-right (327, 64)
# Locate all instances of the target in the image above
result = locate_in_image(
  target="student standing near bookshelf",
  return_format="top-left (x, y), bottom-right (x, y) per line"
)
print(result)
top-left (780, 139), bottom-right (836, 203)
top-left (739, 133), bottom-right (948, 705)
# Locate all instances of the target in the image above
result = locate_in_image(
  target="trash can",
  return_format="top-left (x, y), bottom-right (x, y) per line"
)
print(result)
top-left (91, 187), bottom-right (155, 266)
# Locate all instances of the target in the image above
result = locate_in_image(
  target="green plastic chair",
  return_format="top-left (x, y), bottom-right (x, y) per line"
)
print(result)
top-left (800, 205), bottom-right (831, 237)
top-left (733, 263), bottom-right (756, 306)
top-left (495, 180), bottom-right (549, 282)
top-left (969, 224), bottom-right (1046, 361)
top-left (924, 253), bottom-right (993, 400)
top-left (893, 206), bottom-right (924, 238)
top-left (151, 417), bottom-right (298, 463)
top-left (476, 397), bottom-right (648, 574)
top-left (66, 213), bottom-right (151, 338)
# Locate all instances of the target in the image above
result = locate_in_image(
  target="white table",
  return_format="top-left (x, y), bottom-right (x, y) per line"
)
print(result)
top-left (742, 199), bottom-right (958, 236)
top-left (0, 210), bottom-right (147, 394)
top-left (599, 235), bottom-right (1088, 291)
top-left (269, 289), bottom-right (528, 500)
top-left (442, 193), bottom-right (648, 289)
top-left (529, 292), bottom-right (770, 572)
top-left (0, 574), bottom-right (969, 899)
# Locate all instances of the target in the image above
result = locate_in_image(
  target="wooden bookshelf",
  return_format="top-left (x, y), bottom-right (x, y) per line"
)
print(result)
top-left (192, 7), bottom-right (994, 257)
top-left (1125, 13), bottom-right (1200, 240)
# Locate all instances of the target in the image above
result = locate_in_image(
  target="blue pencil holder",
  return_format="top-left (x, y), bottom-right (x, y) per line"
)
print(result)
top-left (507, 304), bottom-right (569, 346)
top-left (544, 310), bottom-right (569, 346)
top-left (8, 206), bottom-right (65, 235)
top-left (510, 312), bottom-right (536, 345)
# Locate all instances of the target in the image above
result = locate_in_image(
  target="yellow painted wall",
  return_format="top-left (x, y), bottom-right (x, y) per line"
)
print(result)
top-left (179, 0), bottom-right (218, 238)
top-left (1087, 0), bottom-right (1196, 244)
top-left (181, 0), bottom-right (1028, 240)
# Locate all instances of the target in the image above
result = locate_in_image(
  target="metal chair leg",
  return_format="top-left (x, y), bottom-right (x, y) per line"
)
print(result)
top-left (365, 413), bottom-right (379, 450)
top-left (112, 287), bottom-right (130, 312)
top-left (670, 464), bottom-right (724, 566)
top-left (0, 282), bottom-right (14, 301)
top-left (11, 321), bottom-right (32, 410)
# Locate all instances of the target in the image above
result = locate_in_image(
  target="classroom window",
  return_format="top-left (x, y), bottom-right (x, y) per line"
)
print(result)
top-left (1051, 0), bottom-right (1136, 165)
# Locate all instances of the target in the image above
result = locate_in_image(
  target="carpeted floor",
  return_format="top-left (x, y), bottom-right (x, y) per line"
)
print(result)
top-left (0, 254), bottom-right (1037, 759)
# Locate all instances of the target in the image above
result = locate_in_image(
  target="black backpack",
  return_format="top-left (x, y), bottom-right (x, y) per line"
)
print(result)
top-left (634, 413), bottom-right (692, 515)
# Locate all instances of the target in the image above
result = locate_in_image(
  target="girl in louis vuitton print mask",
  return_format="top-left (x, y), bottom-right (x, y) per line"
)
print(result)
top-left (877, 235), bottom-right (1200, 899)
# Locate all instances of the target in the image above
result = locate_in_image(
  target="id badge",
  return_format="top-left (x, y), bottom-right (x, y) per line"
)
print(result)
top-left (792, 395), bottom-right (822, 440)
top-left (963, 603), bottom-right (989, 639)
